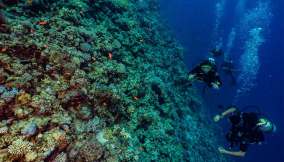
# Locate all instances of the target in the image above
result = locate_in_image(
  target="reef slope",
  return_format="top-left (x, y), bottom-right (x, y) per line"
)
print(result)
top-left (0, 0), bottom-right (228, 161)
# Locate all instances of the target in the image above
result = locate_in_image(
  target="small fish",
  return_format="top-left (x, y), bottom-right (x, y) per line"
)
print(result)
top-left (38, 21), bottom-right (48, 26)
top-left (108, 52), bottom-right (112, 60)
top-left (30, 28), bottom-right (35, 33)
top-left (0, 47), bottom-right (7, 52)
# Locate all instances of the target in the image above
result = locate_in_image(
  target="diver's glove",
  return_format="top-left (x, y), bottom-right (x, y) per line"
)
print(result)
top-left (213, 114), bottom-right (223, 122)
top-left (188, 74), bottom-right (196, 81)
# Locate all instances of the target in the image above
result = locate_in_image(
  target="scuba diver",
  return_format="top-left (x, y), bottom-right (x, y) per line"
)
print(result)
top-left (210, 48), bottom-right (238, 86)
top-left (210, 48), bottom-right (224, 57)
top-left (214, 106), bottom-right (277, 157)
top-left (220, 59), bottom-right (239, 85)
top-left (188, 58), bottom-right (222, 89)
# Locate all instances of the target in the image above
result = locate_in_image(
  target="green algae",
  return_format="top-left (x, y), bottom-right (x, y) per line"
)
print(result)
top-left (0, 0), bottom-right (229, 161)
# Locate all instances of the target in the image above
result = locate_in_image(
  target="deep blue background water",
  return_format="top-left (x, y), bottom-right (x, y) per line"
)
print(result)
top-left (160, 0), bottom-right (284, 162)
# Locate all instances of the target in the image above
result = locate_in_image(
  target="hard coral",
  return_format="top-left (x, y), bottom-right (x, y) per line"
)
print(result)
top-left (110, 0), bottom-right (129, 9)
top-left (0, 0), bottom-right (230, 161)
top-left (8, 138), bottom-right (33, 157)
top-left (26, 0), bottom-right (58, 12)
top-left (16, 92), bottom-right (31, 105)
top-left (77, 140), bottom-right (105, 162)
top-left (94, 92), bottom-right (128, 125)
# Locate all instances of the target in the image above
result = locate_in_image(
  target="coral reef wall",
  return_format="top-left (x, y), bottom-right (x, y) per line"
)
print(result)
top-left (0, 0), bottom-right (228, 161)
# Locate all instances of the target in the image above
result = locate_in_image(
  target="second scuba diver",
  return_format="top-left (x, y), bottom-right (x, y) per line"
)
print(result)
top-left (188, 58), bottom-right (222, 89)
top-left (214, 106), bottom-right (277, 157)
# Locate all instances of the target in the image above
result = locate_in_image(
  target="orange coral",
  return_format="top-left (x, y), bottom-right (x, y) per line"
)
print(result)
top-left (37, 21), bottom-right (48, 26)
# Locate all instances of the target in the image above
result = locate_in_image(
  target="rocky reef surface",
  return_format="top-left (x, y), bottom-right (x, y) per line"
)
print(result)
top-left (0, 0), bottom-right (228, 161)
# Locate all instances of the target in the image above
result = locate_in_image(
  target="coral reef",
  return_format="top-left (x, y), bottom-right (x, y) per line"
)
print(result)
top-left (0, 0), bottom-right (229, 161)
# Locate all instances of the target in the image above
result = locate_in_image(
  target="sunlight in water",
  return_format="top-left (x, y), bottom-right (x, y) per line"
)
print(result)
top-left (213, 0), bottom-right (226, 49)
top-left (236, 27), bottom-right (264, 98)
top-left (224, 28), bottom-right (236, 60)
top-left (235, 0), bottom-right (272, 102)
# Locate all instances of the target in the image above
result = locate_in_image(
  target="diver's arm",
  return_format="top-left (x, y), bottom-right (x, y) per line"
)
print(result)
top-left (188, 66), bottom-right (203, 81)
top-left (218, 147), bottom-right (246, 157)
top-left (213, 106), bottom-right (237, 122)
top-left (189, 66), bottom-right (202, 76)
top-left (221, 107), bottom-right (237, 117)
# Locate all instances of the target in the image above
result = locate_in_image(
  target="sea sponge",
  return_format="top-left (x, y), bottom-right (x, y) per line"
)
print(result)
top-left (7, 138), bottom-right (32, 157)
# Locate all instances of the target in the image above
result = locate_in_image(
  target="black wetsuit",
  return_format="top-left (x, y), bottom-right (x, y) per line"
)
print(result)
top-left (189, 60), bottom-right (222, 88)
top-left (210, 49), bottom-right (224, 57)
top-left (220, 61), bottom-right (237, 85)
top-left (226, 111), bottom-right (264, 152)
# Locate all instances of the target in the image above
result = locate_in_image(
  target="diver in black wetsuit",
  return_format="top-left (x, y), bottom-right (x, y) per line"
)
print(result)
top-left (188, 58), bottom-right (222, 89)
top-left (210, 48), bottom-right (224, 57)
top-left (220, 59), bottom-right (239, 85)
top-left (209, 48), bottom-right (238, 86)
top-left (214, 106), bottom-right (277, 157)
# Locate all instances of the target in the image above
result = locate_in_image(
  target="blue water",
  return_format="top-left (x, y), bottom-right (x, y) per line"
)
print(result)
top-left (160, 0), bottom-right (284, 162)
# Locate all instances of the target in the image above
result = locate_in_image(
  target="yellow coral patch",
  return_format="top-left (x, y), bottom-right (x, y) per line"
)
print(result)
top-left (16, 92), bottom-right (31, 105)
